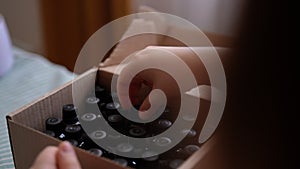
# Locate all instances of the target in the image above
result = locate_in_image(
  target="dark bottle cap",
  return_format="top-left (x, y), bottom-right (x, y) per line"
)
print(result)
top-left (95, 86), bottom-right (112, 102)
top-left (95, 85), bottom-right (105, 93)
top-left (88, 148), bottom-right (103, 157)
top-left (142, 151), bottom-right (159, 162)
top-left (172, 147), bottom-right (189, 159)
top-left (67, 139), bottom-right (79, 147)
top-left (107, 114), bottom-right (126, 133)
top-left (43, 130), bottom-right (55, 137)
top-left (164, 108), bottom-right (170, 113)
top-left (106, 102), bottom-right (120, 110)
top-left (65, 124), bottom-right (82, 139)
top-left (104, 147), bottom-right (117, 159)
top-left (65, 124), bottom-right (82, 133)
top-left (113, 158), bottom-right (128, 167)
top-left (90, 130), bottom-right (107, 140)
top-left (81, 113), bottom-right (97, 122)
top-left (86, 97), bottom-right (100, 104)
top-left (62, 104), bottom-right (78, 124)
top-left (108, 114), bottom-right (123, 124)
top-left (158, 159), bottom-right (169, 168)
top-left (169, 159), bottom-right (184, 169)
top-left (157, 119), bottom-right (172, 129)
top-left (183, 145), bottom-right (200, 156)
top-left (116, 142), bottom-right (134, 153)
top-left (153, 137), bottom-right (172, 147)
top-left (106, 133), bottom-right (122, 147)
top-left (129, 126), bottom-right (146, 138)
top-left (45, 117), bottom-right (62, 132)
top-left (179, 129), bottom-right (197, 146)
top-left (181, 129), bottom-right (197, 138)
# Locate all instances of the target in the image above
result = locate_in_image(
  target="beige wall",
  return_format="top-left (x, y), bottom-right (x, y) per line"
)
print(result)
top-left (0, 0), bottom-right (44, 55)
top-left (132, 0), bottom-right (246, 37)
top-left (1, 0), bottom-right (244, 56)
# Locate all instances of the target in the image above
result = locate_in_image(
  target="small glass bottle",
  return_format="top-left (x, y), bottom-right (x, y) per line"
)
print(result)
top-left (45, 117), bottom-right (63, 137)
top-left (62, 104), bottom-right (79, 125)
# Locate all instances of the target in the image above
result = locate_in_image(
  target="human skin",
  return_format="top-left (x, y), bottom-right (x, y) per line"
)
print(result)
top-left (30, 141), bottom-right (81, 169)
top-left (116, 46), bottom-right (229, 120)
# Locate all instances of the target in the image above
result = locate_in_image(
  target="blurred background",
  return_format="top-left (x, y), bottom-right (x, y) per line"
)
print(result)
top-left (0, 0), bottom-right (245, 72)
top-left (0, 1), bottom-right (287, 169)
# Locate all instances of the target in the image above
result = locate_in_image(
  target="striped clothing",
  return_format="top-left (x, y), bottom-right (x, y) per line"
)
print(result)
top-left (0, 47), bottom-right (74, 169)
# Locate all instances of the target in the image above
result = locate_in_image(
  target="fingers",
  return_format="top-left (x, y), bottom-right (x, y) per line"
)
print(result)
top-left (139, 93), bottom-right (151, 120)
top-left (117, 62), bottom-right (166, 122)
top-left (30, 146), bottom-right (58, 169)
top-left (129, 76), bottom-right (144, 106)
top-left (139, 89), bottom-right (167, 121)
top-left (57, 141), bottom-right (81, 169)
top-left (117, 47), bottom-right (185, 121)
top-left (117, 63), bottom-right (144, 110)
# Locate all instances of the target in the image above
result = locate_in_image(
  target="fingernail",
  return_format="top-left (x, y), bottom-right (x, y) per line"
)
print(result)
top-left (60, 141), bottom-right (74, 153)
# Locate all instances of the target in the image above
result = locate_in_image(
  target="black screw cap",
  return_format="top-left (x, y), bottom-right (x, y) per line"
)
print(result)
top-left (62, 104), bottom-right (78, 124)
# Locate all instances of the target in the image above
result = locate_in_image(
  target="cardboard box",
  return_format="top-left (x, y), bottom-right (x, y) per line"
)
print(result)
top-left (6, 62), bottom-right (216, 169)
top-left (6, 18), bottom-right (231, 167)
top-left (6, 67), bottom-right (125, 169)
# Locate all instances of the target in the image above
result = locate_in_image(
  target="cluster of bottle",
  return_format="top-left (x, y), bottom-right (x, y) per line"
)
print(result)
top-left (43, 85), bottom-right (200, 169)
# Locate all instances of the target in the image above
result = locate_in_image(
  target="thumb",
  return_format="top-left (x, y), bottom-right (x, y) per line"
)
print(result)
top-left (57, 141), bottom-right (81, 169)
top-left (139, 89), bottom-right (167, 121)
top-left (30, 146), bottom-right (58, 169)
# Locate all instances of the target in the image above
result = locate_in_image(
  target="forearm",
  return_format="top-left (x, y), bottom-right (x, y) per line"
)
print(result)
top-left (144, 46), bottom-right (230, 86)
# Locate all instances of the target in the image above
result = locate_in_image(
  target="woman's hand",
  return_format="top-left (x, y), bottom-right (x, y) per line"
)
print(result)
top-left (31, 141), bottom-right (81, 169)
top-left (117, 46), bottom-right (209, 120)
top-left (116, 46), bottom-right (228, 120)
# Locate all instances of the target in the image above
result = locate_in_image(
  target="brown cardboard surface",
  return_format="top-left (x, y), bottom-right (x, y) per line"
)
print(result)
top-left (7, 80), bottom-right (72, 131)
top-left (7, 120), bottom-right (127, 169)
top-left (6, 68), bottom-right (128, 169)
top-left (6, 65), bottom-right (214, 169)
top-left (6, 32), bottom-right (229, 169)
top-left (178, 134), bottom-right (227, 169)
